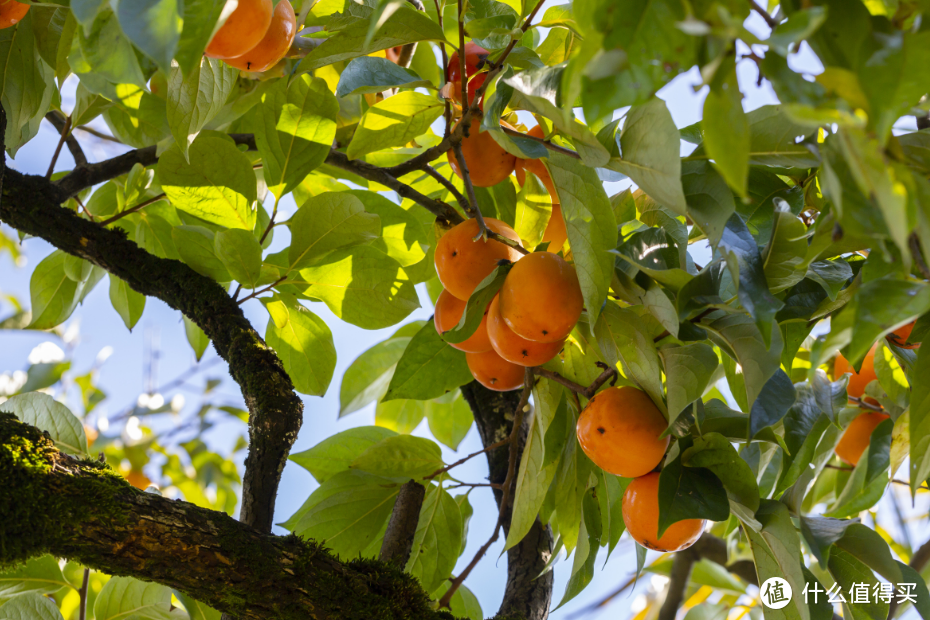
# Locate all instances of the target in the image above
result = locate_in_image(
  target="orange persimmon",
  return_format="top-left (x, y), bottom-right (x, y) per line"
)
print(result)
top-left (622, 472), bottom-right (705, 552)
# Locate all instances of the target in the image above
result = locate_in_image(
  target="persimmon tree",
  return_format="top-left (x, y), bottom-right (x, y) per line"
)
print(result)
top-left (2, 0), bottom-right (930, 619)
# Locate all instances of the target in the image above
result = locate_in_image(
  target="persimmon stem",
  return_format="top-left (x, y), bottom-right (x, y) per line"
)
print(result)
top-left (532, 361), bottom-right (617, 400)
top-left (848, 396), bottom-right (885, 413)
top-left (439, 369), bottom-right (534, 608)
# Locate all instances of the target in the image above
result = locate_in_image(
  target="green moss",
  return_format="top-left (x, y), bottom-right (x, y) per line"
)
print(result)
top-left (0, 413), bottom-right (132, 569)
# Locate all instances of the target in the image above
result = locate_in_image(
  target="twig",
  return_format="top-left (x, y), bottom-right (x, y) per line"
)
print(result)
top-left (46, 115), bottom-right (72, 178)
top-left (909, 233), bottom-right (930, 279)
top-left (98, 193), bottom-right (167, 226)
top-left (439, 369), bottom-right (534, 608)
top-left (749, 0), bottom-right (778, 28)
top-left (531, 362), bottom-right (618, 400)
top-left (237, 277), bottom-right (287, 305)
top-left (379, 480), bottom-right (425, 567)
top-left (45, 112), bottom-right (87, 168)
top-left (432, 0), bottom-right (452, 135)
top-left (74, 196), bottom-right (95, 222)
top-left (421, 164), bottom-right (471, 214)
top-left (500, 125), bottom-right (582, 160)
top-left (450, 141), bottom-right (488, 235)
top-left (74, 125), bottom-right (123, 144)
top-left (823, 464), bottom-right (926, 489)
top-left (259, 197), bottom-right (280, 245)
top-left (444, 482), bottom-right (503, 490)
top-left (426, 436), bottom-right (512, 479)
top-left (848, 396), bottom-right (885, 413)
top-left (108, 358), bottom-right (223, 424)
top-left (78, 568), bottom-right (90, 620)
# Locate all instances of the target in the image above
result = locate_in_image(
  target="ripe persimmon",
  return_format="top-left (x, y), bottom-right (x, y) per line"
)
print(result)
top-left (835, 411), bottom-right (890, 466)
top-left (576, 386), bottom-right (668, 478)
top-left (447, 120), bottom-right (517, 187)
top-left (886, 322), bottom-right (918, 349)
top-left (225, 0), bottom-right (296, 72)
top-left (434, 217), bottom-right (521, 300)
top-left (0, 0), bottom-right (28, 29)
top-left (466, 348), bottom-right (524, 391)
top-left (205, 0), bottom-right (273, 59)
top-left (126, 469), bottom-right (152, 490)
top-left (499, 251), bottom-right (582, 343)
top-left (434, 289), bottom-right (492, 353)
top-left (487, 295), bottom-right (564, 366)
top-left (834, 344), bottom-right (878, 399)
top-left (447, 41), bottom-right (489, 85)
top-left (385, 46), bottom-right (404, 64)
top-left (541, 204), bottom-right (568, 252)
top-left (622, 472), bottom-right (705, 552)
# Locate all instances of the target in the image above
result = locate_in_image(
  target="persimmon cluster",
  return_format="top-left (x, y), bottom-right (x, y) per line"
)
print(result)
top-left (443, 44), bottom-right (568, 252)
top-left (833, 322), bottom-right (918, 466)
top-left (206, 0), bottom-right (297, 73)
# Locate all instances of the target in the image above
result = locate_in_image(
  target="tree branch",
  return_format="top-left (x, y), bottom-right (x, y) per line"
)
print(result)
top-left (380, 480), bottom-right (426, 567)
top-left (531, 362), bottom-right (617, 400)
top-left (459, 378), bottom-right (553, 620)
top-left (0, 415), bottom-right (451, 620)
top-left (45, 112), bottom-right (88, 168)
top-left (0, 161), bottom-right (300, 535)
top-left (749, 0), bottom-right (778, 28)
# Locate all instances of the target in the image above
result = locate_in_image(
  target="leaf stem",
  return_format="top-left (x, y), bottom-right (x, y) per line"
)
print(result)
top-left (78, 568), bottom-right (90, 620)
top-left (237, 277), bottom-right (287, 305)
top-left (438, 369), bottom-right (534, 608)
top-left (98, 193), bottom-right (167, 226)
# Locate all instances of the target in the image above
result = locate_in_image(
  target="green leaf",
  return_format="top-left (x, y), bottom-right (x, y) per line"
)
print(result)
top-left (214, 229), bottom-right (262, 290)
top-left (424, 391), bottom-right (473, 451)
top-left (766, 6), bottom-right (828, 55)
top-left (297, 5), bottom-right (446, 72)
top-left (703, 62), bottom-right (749, 196)
top-left (912, 343), bottom-right (930, 498)
top-left (441, 264), bottom-right (511, 345)
top-left (742, 500), bottom-right (810, 620)
top-left (0, 556), bottom-right (69, 602)
top-left (108, 275), bottom-right (145, 330)
top-left (514, 172), bottom-right (552, 251)
top-left (167, 57), bottom-right (238, 159)
top-left (0, 393), bottom-right (88, 455)
top-left (777, 386), bottom-right (832, 494)
top-left (347, 92), bottom-right (444, 160)
top-left (800, 515), bottom-right (857, 569)
top-left (71, 0), bottom-right (108, 30)
top-left (350, 434), bottom-right (443, 479)
top-left (743, 105), bottom-right (819, 168)
top-left (345, 190), bottom-right (430, 276)
top-left (434, 583), bottom-right (482, 620)
top-left (682, 432), bottom-right (760, 511)
top-left (339, 330), bottom-right (416, 416)
top-left (827, 420), bottom-right (892, 518)
top-left (383, 321), bottom-right (472, 401)
top-left (375, 398), bottom-right (426, 433)
top-left (291, 426), bottom-right (397, 484)
top-left (72, 10), bottom-right (146, 87)
top-left (0, 593), bottom-right (65, 620)
top-left (763, 205), bottom-right (808, 294)
top-left (172, 226), bottom-right (231, 282)
top-left (556, 489), bottom-right (600, 608)
top-left (806, 259), bottom-right (852, 301)
top-left (505, 378), bottom-right (564, 551)
top-left (336, 56), bottom-right (433, 97)
top-left (657, 436), bottom-right (729, 538)
top-left (253, 75), bottom-right (339, 197)
top-left (828, 547), bottom-right (887, 620)
top-left (405, 485), bottom-right (463, 593)
top-left (660, 343), bottom-right (718, 426)
top-left (704, 312), bottom-right (783, 409)
top-left (547, 151), bottom-right (617, 325)
top-left (295, 245), bottom-right (420, 330)
top-left (26, 250), bottom-right (85, 329)
top-left (174, 0), bottom-right (225, 76)
top-left (183, 316), bottom-right (210, 361)
top-left (174, 592), bottom-right (220, 620)
top-left (158, 131), bottom-right (257, 230)
top-left (749, 369), bottom-right (796, 440)
top-left (94, 577), bottom-right (178, 620)
top-left (283, 470), bottom-right (401, 559)
top-left (681, 160), bottom-right (736, 248)
top-left (0, 14), bottom-right (53, 156)
top-left (116, 0), bottom-right (182, 74)
top-left (262, 294), bottom-right (337, 397)
top-left (593, 303), bottom-right (666, 417)
top-left (287, 193), bottom-right (380, 271)
top-left (608, 97), bottom-right (687, 216)
top-left (859, 31), bottom-right (930, 141)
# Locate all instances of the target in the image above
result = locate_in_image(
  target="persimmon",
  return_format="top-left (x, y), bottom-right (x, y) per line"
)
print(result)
top-left (515, 126), bottom-right (566, 252)
top-left (886, 322), bottom-right (919, 349)
top-left (622, 472), bottom-right (705, 552)
top-left (834, 344), bottom-right (878, 399)
top-left (126, 469), bottom-right (152, 490)
top-left (0, 0), bottom-right (28, 29)
top-left (225, 0), bottom-right (296, 72)
top-left (541, 204), bottom-right (568, 252)
top-left (447, 41), bottom-right (489, 84)
top-left (205, 0), bottom-right (273, 59)
top-left (466, 349), bottom-right (525, 391)
top-left (576, 386), bottom-right (668, 478)
top-left (499, 251), bottom-right (582, 343)
top-left (487, 295), bottom-right (564, 366)
top-left (385, 46), bottom-right (404, 64)
top-left (434, 289), bottom-right (492, 353)
top-left (434, 217), bottom-right (521, 300)
top-left (447, 120), bottom-right (517, 187)
top-left (835, 411), bottom-right (891, 466)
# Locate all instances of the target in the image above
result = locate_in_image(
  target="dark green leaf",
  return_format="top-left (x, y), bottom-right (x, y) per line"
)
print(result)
top-left (383, 321), bottom-right (473, 401)
top-left (657, 437), bottom-right (729, 538)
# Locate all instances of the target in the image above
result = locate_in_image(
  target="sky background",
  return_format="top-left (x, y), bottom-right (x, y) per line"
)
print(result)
top-left (1, 8), bottom-right (926, 620)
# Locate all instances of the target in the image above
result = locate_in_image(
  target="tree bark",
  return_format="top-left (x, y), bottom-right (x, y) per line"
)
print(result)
top-left (461, 381), bottom-right (554, 620)
top-left (1, 414), bottom-right (454, 620)
top-left (380, 480), bottom-right (426, 567)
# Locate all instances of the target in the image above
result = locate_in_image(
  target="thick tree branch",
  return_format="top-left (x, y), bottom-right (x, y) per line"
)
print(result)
top-left (380, 480), bottom-right (426, 567)
top-left (0, 415), bottom-right (452, 620)
top-left (460, 380), bottom-right (553, 620)
top-left (0, 163), bottom-right (300, 535)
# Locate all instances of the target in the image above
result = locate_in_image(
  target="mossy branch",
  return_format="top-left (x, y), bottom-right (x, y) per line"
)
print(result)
top-left (0, 414), bottom-right (457, 620)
